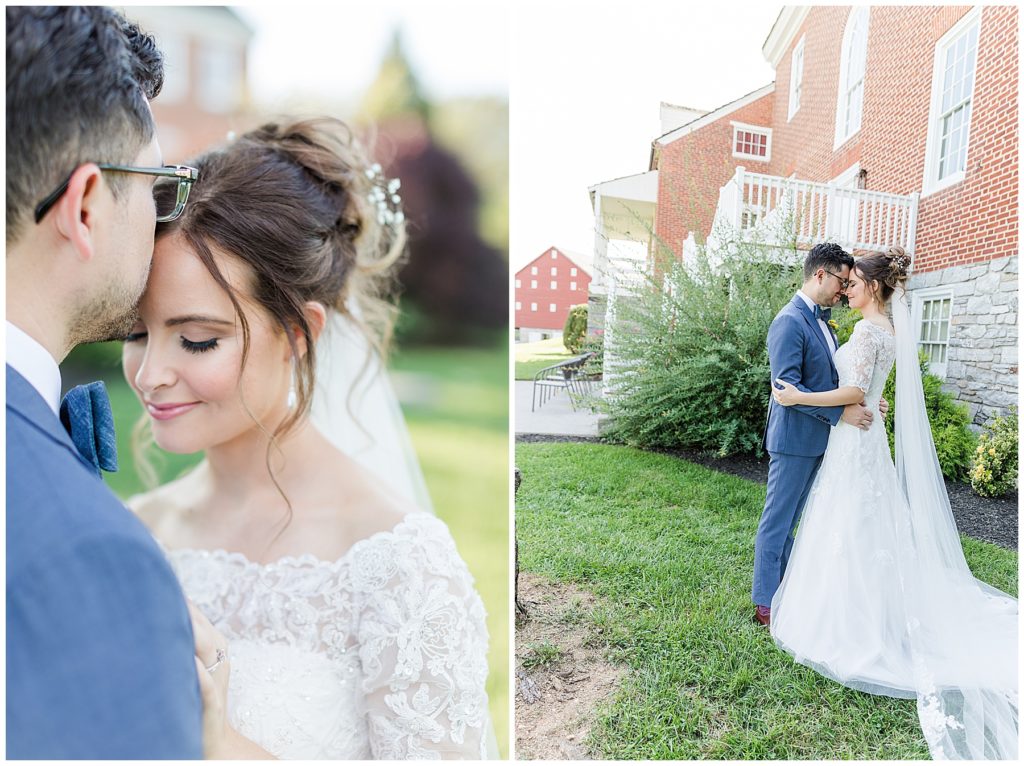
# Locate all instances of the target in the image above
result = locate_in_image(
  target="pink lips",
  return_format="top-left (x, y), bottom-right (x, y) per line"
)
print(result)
top-left (145, 400), bottom-right (201, 421)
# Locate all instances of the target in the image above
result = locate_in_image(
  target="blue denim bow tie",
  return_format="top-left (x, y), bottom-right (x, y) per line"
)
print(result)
top-left (60, 381), bottom-right (119, 476)
top-left (814, 305), bottom-right (832, 322)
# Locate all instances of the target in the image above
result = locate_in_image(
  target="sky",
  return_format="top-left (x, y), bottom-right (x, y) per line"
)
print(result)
top-left (510, 2), bottom-right (784, 271)
top-left (235, 2), bottom-right (510, 106)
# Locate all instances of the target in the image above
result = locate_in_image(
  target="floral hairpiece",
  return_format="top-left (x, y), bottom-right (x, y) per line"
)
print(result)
top-left (365, 163), bottom-right (405, 227)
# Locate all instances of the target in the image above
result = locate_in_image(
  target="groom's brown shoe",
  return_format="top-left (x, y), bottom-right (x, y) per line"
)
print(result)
top-left (753, 605), bottom-right (771, 627)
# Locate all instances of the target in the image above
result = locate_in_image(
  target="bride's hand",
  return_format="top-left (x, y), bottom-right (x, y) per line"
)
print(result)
top-left (188, 599), bottom-right (232, 759)
top-left (772, 378), bottom-right (802, 406)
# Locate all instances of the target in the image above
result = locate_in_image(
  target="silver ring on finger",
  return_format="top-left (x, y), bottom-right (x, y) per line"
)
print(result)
top-left (205, 647), bottom-right (227, 674)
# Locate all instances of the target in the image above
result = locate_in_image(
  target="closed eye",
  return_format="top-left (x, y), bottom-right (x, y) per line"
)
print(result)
top-left (181, 336), bottom-right (219, 354)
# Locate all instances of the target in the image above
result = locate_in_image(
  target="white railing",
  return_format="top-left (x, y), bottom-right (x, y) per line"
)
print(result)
top-left (713, 166), bottom-right (919, 254)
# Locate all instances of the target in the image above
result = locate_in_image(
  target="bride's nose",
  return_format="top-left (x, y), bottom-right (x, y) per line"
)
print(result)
top-left (133, 344), bottom-right (177, 393)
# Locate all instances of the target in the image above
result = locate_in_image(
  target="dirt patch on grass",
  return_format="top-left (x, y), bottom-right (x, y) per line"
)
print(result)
top-left (515, 573), bottom-right (626, 760)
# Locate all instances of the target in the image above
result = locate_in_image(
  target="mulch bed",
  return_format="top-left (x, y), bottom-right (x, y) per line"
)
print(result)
top-left (515, 434), bottom-right (1018, 550)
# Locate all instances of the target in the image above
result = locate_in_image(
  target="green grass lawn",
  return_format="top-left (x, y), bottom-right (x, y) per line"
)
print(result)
top-left (515, 336), bottom-right (573, 379)
top-left (98, 342), bottom-right (509, 757)
top-left (515, 442), bottom-right (1018, 760)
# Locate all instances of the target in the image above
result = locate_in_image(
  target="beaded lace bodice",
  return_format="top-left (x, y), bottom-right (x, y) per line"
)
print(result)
top-left (834, 320), bottom-right (896, 410)
top-left (166, 512), bottom-right (490, 760)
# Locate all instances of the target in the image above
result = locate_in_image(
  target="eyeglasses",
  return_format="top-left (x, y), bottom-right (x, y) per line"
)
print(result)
top-left (34, 163), bottom-right (199, 224)
top-left (823, 269), bottom-right (850, 289)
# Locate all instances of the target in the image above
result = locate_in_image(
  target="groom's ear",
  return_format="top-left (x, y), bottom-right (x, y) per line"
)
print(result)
top-left (53, 164), bottom-right (105, 263)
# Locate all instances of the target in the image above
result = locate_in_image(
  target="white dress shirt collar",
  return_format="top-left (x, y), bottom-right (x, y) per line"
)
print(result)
top-left (6, 321), bottom-right (62, 415)
top-left (796, 290), bottom-right (817, 313)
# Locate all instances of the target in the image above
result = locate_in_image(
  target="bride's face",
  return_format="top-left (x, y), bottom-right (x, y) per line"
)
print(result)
top-left (122, 232), bottom-right (292, 454)
top-left (846, 268), bottom-right (878, 311)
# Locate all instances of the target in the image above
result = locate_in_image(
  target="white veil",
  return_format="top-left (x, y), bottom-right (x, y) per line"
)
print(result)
top-left (309, 310), bottom-right (433, 513)
top-left (308, 308), bottom-right (502, 759)
top-left (891, 288), bottom-right (1018, 759)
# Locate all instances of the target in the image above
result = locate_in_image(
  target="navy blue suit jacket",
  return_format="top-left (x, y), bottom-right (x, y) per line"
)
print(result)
top-left (6, 365), bottom-right (203, 758)
top-left (763, 296), bottom-right (844, 457)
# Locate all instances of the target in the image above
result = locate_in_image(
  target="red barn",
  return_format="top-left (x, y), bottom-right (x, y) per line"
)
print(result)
top-left (514, 247), bottom-right (591, 341)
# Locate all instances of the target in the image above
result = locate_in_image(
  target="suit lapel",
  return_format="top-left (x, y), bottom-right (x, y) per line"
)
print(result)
top-left (6, 365), bottom-right (96, 473)
top-left (792, 296), bottom-right (837, 375)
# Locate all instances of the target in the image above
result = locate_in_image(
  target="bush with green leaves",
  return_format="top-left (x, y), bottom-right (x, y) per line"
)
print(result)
top-left (970, 408), bottom-right (1018, 497)
top-left (562, 304), bottom-right (588, 353)
top-left (604, 230), bottom-right (802, 456)
top-left (881, 351), bottom-right (976, 482)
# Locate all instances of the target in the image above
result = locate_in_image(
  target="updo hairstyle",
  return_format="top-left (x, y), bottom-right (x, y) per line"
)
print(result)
top-left (853, 246), bottom-right (912, 305)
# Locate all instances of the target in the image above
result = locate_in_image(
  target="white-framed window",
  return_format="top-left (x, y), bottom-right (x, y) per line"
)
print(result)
top-left (156, 33), bottom-right (189, 104)
top-left (531, 266), bottom-right (538, 275)
top-left (731, 122), bottom-right (772, 162)
top-left (912, 287), bottom-right (954, 378)
top-left (570, 281), bottom-right (577, 291)
top-left (197, 44), bottom-right (243, 114)
top-left (549, 303), bottom-right (557, 312)
top-left (571, 267), bottom-right (578, 276)
top-left (551, 249), bottom-right (558, 258)
top-left (515, 278), bottom-right (521, 288)
top-left (834, 7), bottom-right (869, 148)
top-left (530, 302), bottom-right (537, 312)
top-left (551, 267), bottom-right (557, 275)
top-left (788, 35), bottom-right (805, 121)
top-left (531, 279), bottom-right (537, 289)
top-left (515, 301), bottom-right (522, 310)
top-left (550, 280), bottom-right (557, 289)
top-left (922, 7), bottom-right (981, 196)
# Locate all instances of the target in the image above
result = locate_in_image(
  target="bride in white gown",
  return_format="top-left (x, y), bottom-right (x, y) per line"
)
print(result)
top-left (770, 247), bottom-right (1017, 760)
top-left (122, 119), bottom-right (495, 759)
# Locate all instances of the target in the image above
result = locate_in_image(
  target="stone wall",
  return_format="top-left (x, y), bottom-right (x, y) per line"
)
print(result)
top-left (907, 254), bottom-right (1018, 426)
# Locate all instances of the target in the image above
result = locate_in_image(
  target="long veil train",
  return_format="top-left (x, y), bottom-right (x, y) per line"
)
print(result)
top-left (890, 288), bottom-right (1017, 759)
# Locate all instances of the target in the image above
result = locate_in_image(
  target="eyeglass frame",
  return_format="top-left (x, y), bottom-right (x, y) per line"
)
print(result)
top-left (822, 268), bottom-right (851, 290)
top-left (33, 163), bottom-right (199, 224)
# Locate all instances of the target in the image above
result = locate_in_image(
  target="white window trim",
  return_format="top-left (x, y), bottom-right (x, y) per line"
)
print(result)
top-left (515, 279), bottom-right (521, 288)
top-left (530, 302), bottom-right (538, 311)
top-left (551, 267), bottom-right (557, 275)
top-left (549, 303), bottom-right (557, 312)
top-left (515, 301), bottom-right (522, 310)
top-left (571, 267), bottom-right (578, 276)
top-left (531, 266), bottom-right (538, 275)
top-left (833, 7), bottom-right (870, 150)
top-left (550, 281), bottom-right (557, 289)
top-left (921, 6), bottom-right (982, 198)
top-left (788, 35), bottom-right (805, 122)
top-left (911, 286), bottom-right (954, 378)
top-left (730, 121), bottom-right (772, 162)
top-left (570, 281), bottom-right (578, 291)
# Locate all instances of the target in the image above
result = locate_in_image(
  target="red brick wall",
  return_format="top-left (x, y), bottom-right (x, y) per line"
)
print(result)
top-left (859, 5), bottom-right (1017, 272)
top-left (656, 6), bottom-right (1017, 273)
top-left (653, 91), bottom-right (774, 256)
top-left (514, 247), bottom-right (591, 330)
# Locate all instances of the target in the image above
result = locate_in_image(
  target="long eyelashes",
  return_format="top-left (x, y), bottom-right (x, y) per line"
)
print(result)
top-left (122, 331), bottom-right (218, 354)
top-left (181, 337), bottom-right (219, 354)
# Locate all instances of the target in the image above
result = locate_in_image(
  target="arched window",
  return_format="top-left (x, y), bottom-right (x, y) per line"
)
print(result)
top-left (834, 7), bottom-right (869, 148)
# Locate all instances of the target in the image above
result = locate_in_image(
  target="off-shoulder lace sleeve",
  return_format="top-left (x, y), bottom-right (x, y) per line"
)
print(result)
top-left (352, 514), bottom-right (490, 760)
top-left (845, 323), bottom-right (881, 395)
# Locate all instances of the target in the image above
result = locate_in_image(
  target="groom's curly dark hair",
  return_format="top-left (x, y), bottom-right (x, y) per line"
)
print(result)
top-left (803, 241), bottom-right (855, 280)
top-left (6, 6), bottom-right (164, 243)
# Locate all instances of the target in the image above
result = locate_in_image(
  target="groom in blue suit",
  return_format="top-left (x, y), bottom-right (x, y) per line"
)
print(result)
top-left (752, 243), bottom-right (881, 626)
top-left (6, 8), bottom-right (202, 758)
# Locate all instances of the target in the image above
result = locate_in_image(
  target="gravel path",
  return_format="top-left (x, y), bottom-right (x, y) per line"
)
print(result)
top-left (516, 435), bottom-right (1018, 550)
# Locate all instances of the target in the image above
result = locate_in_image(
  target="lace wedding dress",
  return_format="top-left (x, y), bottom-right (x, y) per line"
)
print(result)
top-left (167, 512), bottom-right (492, 759)
top-left (771, 319), bottom-right (1017, 759)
